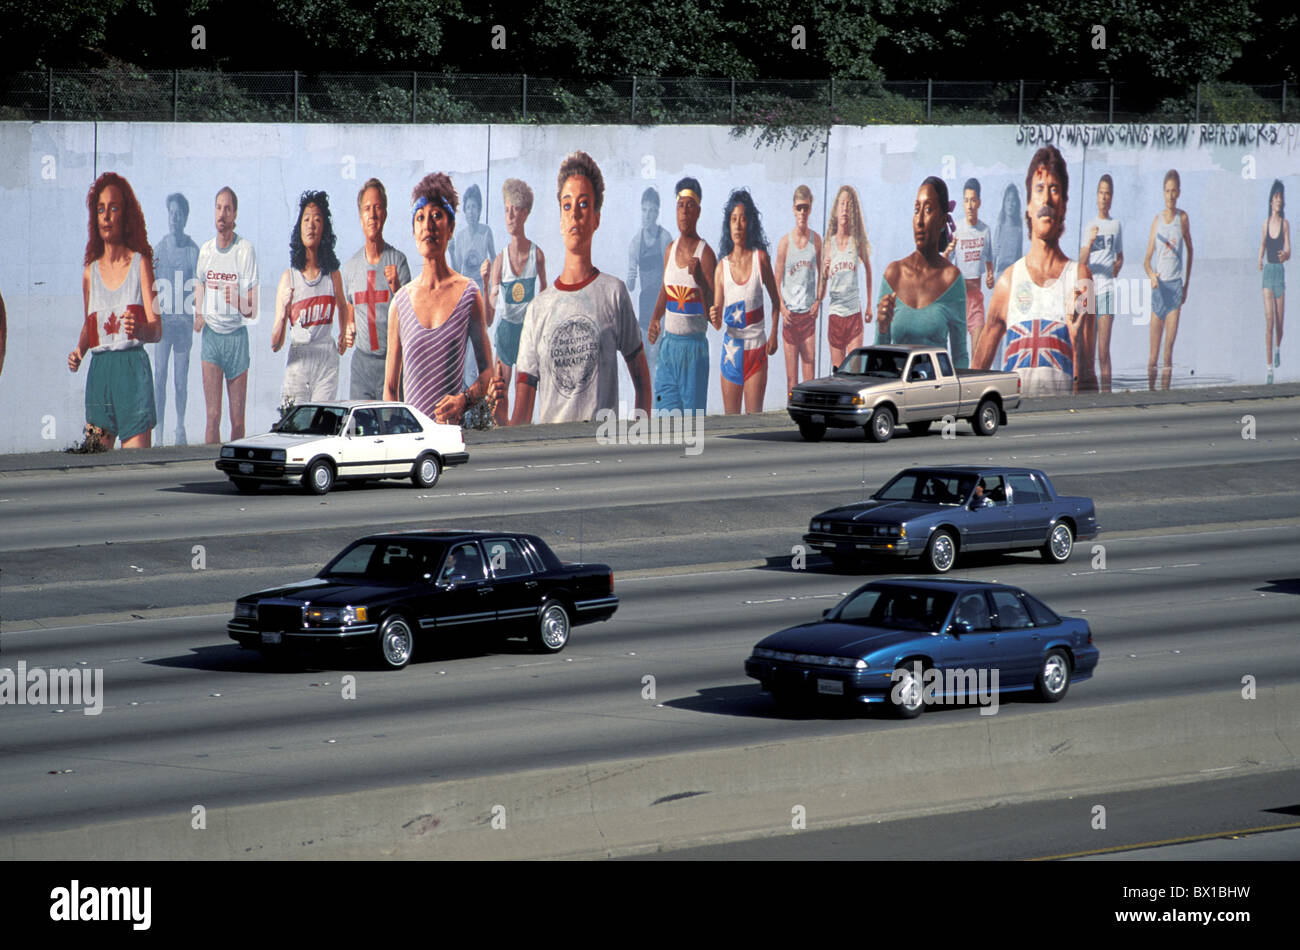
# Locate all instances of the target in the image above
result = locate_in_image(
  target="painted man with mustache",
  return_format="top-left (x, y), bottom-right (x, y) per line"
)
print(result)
top-left (973, 145), bottom-right (1092, 397)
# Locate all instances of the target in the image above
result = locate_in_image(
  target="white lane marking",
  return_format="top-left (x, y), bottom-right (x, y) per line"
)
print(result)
top-left (476, 461), bottom-right (594, 471)
top-left (744, 592), bottom-right (848, 605)
top-left (1128, 566), bottom-right (1163, 572)
top-left (4, 612), bottom-right (229, 634)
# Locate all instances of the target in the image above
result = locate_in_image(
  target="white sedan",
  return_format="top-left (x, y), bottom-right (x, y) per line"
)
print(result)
top-left (216, 401), bottom-right (469, 495)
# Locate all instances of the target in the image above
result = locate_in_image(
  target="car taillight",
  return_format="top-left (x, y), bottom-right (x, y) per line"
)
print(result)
top-left (1017, 376), bottom-right (1022, 392)
top-left (609, 571), bottom-right (615, 593)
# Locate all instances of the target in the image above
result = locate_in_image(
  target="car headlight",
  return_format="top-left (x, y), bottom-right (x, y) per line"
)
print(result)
top-left (849, 395), bottom-right (865, 406)
top-left (305, 605), bottom-right (369, 625)
top-left (753, 648), bottom-right (775, 659)
top-left (271, 449), bottom-right (286, 462)
top-left (221, 446), bottom-right (235, 458)
top-left (234, 602), bottom-right (256, 619)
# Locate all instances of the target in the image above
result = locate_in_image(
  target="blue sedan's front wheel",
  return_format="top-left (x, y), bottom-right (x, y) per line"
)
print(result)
top-left (1035, 649), bottom-right (1071, 702)
top-left (888, 663), bottom-right (927, 719)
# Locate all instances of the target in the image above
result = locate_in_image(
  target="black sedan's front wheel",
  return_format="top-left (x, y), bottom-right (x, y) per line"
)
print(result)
top-left (532, 600), bottom-right (570, 653)
top-left (377, 615), bottom-right (415, 670)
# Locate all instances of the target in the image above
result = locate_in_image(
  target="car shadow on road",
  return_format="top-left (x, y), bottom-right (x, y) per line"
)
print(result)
top-left (146, 639), bottom-right (542, 674)
top-left (1258, 578), bottom-right (1300, 596)
top-left (662, 684), bottom-right (1005, 721)
top-left (753, 550), bottom-right (1050, 577)
top-left (718, 428), bottom-right (949, 444)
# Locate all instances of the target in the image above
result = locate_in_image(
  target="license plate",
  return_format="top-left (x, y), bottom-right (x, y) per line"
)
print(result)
top-left (261, 631), bottom-right (282, 644)
top-left (239, 462), bottom-right (254, 474)
top-left (817, 679), bottom-right (844, 695)
top-left (811, 414), bottom-right (825, 425)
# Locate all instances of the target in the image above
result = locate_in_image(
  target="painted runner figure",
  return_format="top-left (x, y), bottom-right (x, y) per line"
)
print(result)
top-left (974, 146), bottom-right (1091, 397)
top-left (647, 177), bottom-right (716, 414)
top-left (67, 172), bottom-right (162, 449)
top-left (196, 186), bottom-right (258, 443)
top-left (344, 178), bottom-right (410, 400)
top-left (152, 192), bottom-right (199, 444)
top-left (272, 190), bottom-right (354, 406)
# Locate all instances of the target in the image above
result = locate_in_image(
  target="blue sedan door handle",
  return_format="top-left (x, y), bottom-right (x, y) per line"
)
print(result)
top-left (479, 586), bottom-right (493, 594)
top-left (525, 581), bottom-right (538, 588)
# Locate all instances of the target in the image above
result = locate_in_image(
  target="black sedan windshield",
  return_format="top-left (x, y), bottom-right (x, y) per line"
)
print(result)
top-left (834, 585), bottom-right (956, 630)
top-left (274, 405), bottom-right (347, 436)
top-left (321, 540), bottom-right (447, 582)
top-left (874, 471), bottom-right (975, 505)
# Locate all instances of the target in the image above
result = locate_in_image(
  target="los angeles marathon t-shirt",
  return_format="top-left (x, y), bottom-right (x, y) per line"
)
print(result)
top-left (515, 271), bottom-right (643, 424)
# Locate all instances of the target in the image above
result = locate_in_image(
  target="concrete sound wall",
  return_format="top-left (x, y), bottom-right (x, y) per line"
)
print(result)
top-left (0, 120), bottom-right (1295, 454)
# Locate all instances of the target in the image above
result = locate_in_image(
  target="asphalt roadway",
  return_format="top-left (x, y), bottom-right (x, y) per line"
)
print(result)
top-left (0, 384), bottom-right (1298, 861)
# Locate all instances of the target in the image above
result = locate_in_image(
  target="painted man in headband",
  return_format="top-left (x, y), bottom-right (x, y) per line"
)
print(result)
top-left (647, 177), bottom-right (715, 413)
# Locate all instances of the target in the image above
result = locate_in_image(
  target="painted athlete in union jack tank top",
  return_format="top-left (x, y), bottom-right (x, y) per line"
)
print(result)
top-left (973, 146), bottom-right (1092, 397)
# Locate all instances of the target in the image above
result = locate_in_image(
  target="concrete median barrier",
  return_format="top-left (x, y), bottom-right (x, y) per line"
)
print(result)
top-left (5, 683), bottom-right (1297, 860)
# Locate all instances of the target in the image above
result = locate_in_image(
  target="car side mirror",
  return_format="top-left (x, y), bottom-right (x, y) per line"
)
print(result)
top-left (951, 620), bottom-right (974, 635)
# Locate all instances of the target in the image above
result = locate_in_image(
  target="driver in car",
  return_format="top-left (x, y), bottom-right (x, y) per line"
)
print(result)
top-left (970, 478), bottom-right (993, 508)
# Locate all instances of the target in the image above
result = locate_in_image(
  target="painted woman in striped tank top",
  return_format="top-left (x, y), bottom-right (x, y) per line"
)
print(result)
top-left (709, 189), bottom-right (782, 414)
top-left (383, 172), bottom-right (501, 424)
top-left (67, 172), bottom-right (162, 449)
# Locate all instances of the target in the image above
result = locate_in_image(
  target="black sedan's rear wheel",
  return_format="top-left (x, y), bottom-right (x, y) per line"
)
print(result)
top-left (377, 615), bottom-right (414, 670)
top-left (924, 529), bottom-right (957, 573)
top-left (1034, 649), bottom-right (1071, 702)
top-left (798, 421), bottom-right (827, 442)
top-left (865, 406), bottom-right (895, 443)
top-left (532, 600), bottom-right (570, 653)
top-left (1042, 522), bottom-right (1074, 563)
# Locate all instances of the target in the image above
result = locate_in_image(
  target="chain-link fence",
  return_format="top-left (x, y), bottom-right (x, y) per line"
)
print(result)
top-left (1, 70), bottom-right (1295, 125)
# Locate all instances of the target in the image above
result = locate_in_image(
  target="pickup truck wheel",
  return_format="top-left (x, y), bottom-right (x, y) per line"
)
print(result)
top-left (532, 600), bottom-right (570, 654)
top-left (303, 459), bottom-right (334, 495)
top-left (377, 615), bottom-right (414, 670)
top-left (924, 530), bottom-right (957, 573)
top-left (1042, 522), bottom-right (1074, 563)
top-left (972, 398), bottom-right (1000, 436)
top-left (797, 421), bottom-right (827, 442)
top-left (865, 406), bottom-right (895, 443)
top-left (231, 478), bottom-right (259, 493)
top-left (1034, 649), bottom-right (1071, 702)
top-left (411, 453), bottom-right (441, 488)
top-left (906, 420), bottom-right (931, 437)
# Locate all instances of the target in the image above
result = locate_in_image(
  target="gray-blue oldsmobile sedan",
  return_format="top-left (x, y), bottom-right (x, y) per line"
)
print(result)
top-left (804, 466), bottom-right (1099, 573)
top-left (745, 579), bottom-right (1099, 717)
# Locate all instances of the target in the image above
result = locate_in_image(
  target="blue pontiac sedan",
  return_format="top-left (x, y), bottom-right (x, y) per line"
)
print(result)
top-left (744, 579), bottom-right (1099, 718)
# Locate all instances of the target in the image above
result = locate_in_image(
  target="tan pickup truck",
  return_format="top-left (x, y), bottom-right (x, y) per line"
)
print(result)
top-left (787, 344), bottom-right (1022, 442)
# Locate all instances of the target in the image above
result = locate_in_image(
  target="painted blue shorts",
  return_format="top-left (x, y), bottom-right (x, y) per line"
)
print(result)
top-left (654, 331), bottom-right (709, 413)
top-left (202, 325), bottom-right (250, 380)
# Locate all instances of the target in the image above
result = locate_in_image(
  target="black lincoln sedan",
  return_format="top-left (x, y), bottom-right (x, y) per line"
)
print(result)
top-left (228, 530), bottom-right (618, 668)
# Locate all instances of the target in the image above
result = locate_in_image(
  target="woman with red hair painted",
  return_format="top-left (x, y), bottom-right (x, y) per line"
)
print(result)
top-left (67, 172), bottom-right (162, 449)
